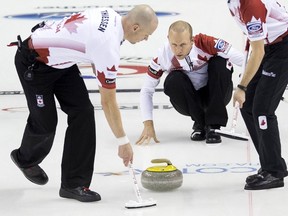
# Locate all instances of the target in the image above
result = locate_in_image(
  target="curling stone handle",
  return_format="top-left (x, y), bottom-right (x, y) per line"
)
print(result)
top-left (151, 158), bottom-right (172, 165)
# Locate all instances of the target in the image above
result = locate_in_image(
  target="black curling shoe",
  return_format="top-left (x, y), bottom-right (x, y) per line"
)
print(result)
top-left (10, 149), bottom-right (48, 185)
top-left (59, 186), bottom-right (101, 202)
top-left (190, 129), bottom-right (206, 141)
top-left (244, 171), bottom-right (284, 190)
top-left (206, 128), bottom-right (221, 144)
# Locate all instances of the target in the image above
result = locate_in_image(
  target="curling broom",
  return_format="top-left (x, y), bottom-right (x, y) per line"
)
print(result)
top-left (125, 163), bottom-right (157, 209)
top-left (215, 39), bottom-right (250, 141)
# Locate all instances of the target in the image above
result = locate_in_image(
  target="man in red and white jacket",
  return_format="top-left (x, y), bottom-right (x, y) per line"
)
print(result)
top-left (9, 5), bottom-right (158, 202)
top-left (228, 0), bottom-right (288, 190)
top-left (136, 20), bottom-right (243, 145)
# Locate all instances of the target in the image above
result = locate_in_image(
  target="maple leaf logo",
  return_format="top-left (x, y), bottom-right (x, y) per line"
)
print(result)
top-left (63, 13), bottom-right (87, 34)
top-left (96, 70), bottom-right (116, 89)
top-left (197, 54), bottom-right (208, 62)
top-left (107, 65), bottom-right (117, 72)
top-left (153, 57), bottom-right (158, 64)
top-left (261, 119), bottom-right (266, 126)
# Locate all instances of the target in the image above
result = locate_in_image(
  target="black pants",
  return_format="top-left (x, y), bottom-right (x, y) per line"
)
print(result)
top-left (241, 37), bottom-right (288, 178)
top-left (14, 38), bottom-right (96, 188)
top-left (164, 56), bottom-right (233, 129)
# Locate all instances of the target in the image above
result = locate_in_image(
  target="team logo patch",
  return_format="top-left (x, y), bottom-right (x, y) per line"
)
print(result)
top-left (247, 21), bottom-right (263, 38)
top-left (36, 95), bottom-right (45, 107)
top-left (214, 39), bottom-right (231, 54)
top-left (258, 115), bottom-right (267, 130)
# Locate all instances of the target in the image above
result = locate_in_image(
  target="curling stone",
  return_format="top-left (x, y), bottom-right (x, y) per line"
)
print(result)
top-left (141, 159), bottom-right (183, 191)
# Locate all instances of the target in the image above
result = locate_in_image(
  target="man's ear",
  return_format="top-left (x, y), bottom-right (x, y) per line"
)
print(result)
top-left (167, 34), bottom-right (171, 41)
top-left (133, 24), bottom-right (139, 32)
top-left (191, 36), bottom-right (194, 42)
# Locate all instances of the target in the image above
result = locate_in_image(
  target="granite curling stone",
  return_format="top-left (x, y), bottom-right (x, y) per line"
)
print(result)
top-left (141, 159), bottom-right (183, 191)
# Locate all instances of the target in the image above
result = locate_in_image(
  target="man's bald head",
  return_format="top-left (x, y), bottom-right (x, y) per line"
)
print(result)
top-left (126, 4), bottom-right (158, 29)
top-left (122, 4), bottom-right (158, 44)
top-left (169, 20), bottom-right (193, 39)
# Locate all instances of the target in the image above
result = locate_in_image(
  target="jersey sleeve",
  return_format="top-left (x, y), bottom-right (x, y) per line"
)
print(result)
top-left (140, 74), bottom-right (160, 121)
top-left (220, 46), bottom-right (244, 67)
top-left (140, 45), bottom-right (167, 121)
top-left (195, 33), bottom-right (243, 67)
top-left (241, 0), bottom-right (268, 41)
top-left (194, 33), bottom-right (232, 56)
top-left (147, 47), bottom-right (166, 80)
top-left (91, 41), bottom-right (120, 89)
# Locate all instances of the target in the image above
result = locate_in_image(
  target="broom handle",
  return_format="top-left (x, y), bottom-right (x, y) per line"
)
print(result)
top-left (231, 39), bottom-right (250, 131)
top-left (128, 163), bottom-right (143, 202)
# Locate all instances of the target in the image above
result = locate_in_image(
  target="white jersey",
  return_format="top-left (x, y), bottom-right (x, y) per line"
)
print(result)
top-left (228, 0), bottom-right (288, 44)
top-left (140, 33), bottom-right (244, 121)
top-left (31, 8), bottom-right (124, 89)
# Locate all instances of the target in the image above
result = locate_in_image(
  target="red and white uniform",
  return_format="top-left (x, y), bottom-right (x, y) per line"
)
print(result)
top-left (31, 8), bottom-right (124, 89)
top-left (228, 0), bottom-right (288, 44)
top-left (140, 34), bottom-right (243, 121)
top-left (228, 0), bottom-right (288, 179)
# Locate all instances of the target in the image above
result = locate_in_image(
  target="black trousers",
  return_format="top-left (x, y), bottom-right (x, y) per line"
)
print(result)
top-left (164, 56), bottom-right (233, 129)
top-left (14, 38), bottom-right (96, 188)
top-left (241, 37), bottom-right (288, 178)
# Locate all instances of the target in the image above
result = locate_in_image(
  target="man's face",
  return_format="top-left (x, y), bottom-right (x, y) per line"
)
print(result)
top-left (168, 30), bottom-right (193, 60)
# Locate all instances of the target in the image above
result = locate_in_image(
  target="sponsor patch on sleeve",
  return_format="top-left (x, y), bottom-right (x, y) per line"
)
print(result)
top-left (148, 66), bottom-right (163, 79)
top-left (214, 39), bottom-right (231, 54)
top-left (247, 21), bottom-right (264, 38)
top-left (96, 70), bottom-right (116, 89)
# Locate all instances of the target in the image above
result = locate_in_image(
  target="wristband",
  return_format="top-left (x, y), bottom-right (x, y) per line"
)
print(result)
top-left (117, 135), bottom-right (129, 146)
top-left (237, 84), bottom-right (247, 92)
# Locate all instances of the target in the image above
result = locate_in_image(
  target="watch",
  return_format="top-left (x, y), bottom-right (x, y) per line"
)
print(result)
top-left (237, 84), bottom-right (247, 92)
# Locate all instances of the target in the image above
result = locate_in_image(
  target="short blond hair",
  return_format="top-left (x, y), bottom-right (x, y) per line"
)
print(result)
top-left (169, 20), bottom-right (193, 38)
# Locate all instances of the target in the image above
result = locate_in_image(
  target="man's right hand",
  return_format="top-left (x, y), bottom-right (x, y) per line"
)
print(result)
top-left (136, 120), bottom-right (160, 145)
top-left (118, 143), bottom-right (133, 167)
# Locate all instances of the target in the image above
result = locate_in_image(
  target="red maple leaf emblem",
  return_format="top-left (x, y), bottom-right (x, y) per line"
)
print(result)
top-left (96, 70), bottom-right (116, 89)
top-left (97, 70), bottom-right (106, 85)
top-left (261, 119), bottom-right (266, 126)
top-left (63, 13), bottom-right (87, 34)
top-left (107, 65), bottom-right (117, 72)
top-left (153, 57), bottom-right (158, 64)
top-left (197, 54), bottom-right (208, 62)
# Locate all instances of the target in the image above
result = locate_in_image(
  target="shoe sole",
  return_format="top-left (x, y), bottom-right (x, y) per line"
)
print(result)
top-left (244, 181), bottom-right (284, 190)
top-left (205, 143), bottom-right (222, 147)
top-left (59, 188), bottom-right (101, 202)
top-left (205, 140), bottom-right (222, 146)
top-left (190, 135), bottom-right (206, 141)
top-left (10, 151), bottom-right (48, 185)
top-left (191, 138), bottom-right (206, 141)
top-left (206, 139), bottom-right (222, 144)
